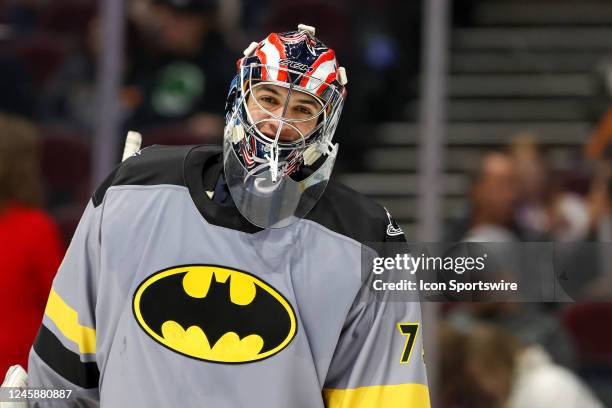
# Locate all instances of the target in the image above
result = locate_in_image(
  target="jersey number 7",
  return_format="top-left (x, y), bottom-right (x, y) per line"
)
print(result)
top-left (397, 323), bottom-right (419, 364)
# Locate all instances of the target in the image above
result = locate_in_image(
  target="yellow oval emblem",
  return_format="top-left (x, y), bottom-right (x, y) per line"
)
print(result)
top-left (133, 264), bottom-right (297, 364)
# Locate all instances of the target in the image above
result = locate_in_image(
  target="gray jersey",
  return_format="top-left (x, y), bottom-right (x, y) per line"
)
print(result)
top-left (28, 145), bottom-right (429, 407)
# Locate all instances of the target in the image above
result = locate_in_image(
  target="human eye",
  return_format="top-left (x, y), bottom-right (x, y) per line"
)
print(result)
top-left (294, 105), bottom-right (313, 116)
top-left (258, 94), bottom-right (278, 107)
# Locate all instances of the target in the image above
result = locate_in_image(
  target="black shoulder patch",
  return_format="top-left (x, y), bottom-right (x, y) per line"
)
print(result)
top-left (306, 180), bottom-right (393, 244)
top-left (92, 145), bottom-right (194, 207)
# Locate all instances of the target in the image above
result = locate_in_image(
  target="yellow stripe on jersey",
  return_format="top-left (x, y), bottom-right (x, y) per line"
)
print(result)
top-left (44, 288), bottom-right (96, 354)
top-left (323, 383), bottom-right (430, 408)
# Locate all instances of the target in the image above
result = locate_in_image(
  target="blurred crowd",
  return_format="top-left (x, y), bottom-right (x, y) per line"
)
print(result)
top-left (445, 134), bottom-right (607, 244)
top-left (437, 127), bottom-right (612, 406)
top-left (0, 0), bottom-right (421, 210)
top-left (1, 0), bottom-right (612, 406)
top-left (438, 130), bottom-right (612, 407)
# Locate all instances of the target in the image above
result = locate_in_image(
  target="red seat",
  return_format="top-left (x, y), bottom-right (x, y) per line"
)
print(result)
top-left (561, 302), bottom-right (612, 364)
top-left (40, 127), bottom-right (91, 206)
top-left (13, 33), bottom-right (67, 86)
top-left (40, 0), bottom-right (96, 36)
top-left (0, 1), bottom-right (7, 24)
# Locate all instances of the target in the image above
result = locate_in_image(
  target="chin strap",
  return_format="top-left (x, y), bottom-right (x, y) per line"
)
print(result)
top-left (265, 143), bottom-right (280, 182)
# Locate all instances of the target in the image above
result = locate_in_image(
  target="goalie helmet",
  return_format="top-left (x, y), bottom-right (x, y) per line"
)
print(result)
top-left (223, 24), bottom-right (348, 229)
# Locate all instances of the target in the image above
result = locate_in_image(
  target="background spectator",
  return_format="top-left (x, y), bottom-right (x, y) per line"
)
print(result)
top-left (445, 151), bottom-right (545, 242)
top-left (440, 321), bottom-right (603, 408)
top-left (124, 0), bottom-right (235, 140)
top-left (0, 113), bottom-right (64, 374)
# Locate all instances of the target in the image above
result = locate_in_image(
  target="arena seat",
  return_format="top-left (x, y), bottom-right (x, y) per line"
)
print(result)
top-left (13, 33), bottom-right (67, 86)
top-left (561, 302), bottom-right (612, 363)
top-left (40, 127), bottom-right (91, 208)
top-left (40, 0), bottom-right (96, 36)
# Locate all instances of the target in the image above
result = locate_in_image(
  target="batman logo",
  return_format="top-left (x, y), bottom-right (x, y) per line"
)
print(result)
top-left (132, 264), bottom-right (297, 364)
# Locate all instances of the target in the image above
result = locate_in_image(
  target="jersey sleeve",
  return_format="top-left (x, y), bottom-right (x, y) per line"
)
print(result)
top-left (27, 200), bottom-right (103, 407)
top-left (322, 212), bottom-right (430, 408)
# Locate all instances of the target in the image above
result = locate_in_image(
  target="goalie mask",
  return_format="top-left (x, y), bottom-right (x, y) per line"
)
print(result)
top-left (223, 24), bottom-right (348, 228)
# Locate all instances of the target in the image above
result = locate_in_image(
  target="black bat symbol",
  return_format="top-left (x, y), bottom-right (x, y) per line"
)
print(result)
top-left (136, 269), bottom-right (293, 359)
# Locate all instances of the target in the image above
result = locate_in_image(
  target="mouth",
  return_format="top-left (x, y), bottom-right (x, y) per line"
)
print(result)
top-left (256, 124), bottom-right (301, 143)
top-left (258, 127), bottom-right (279, 140)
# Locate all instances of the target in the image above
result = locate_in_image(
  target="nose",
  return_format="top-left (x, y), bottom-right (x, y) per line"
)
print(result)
top-left (258, 119), bottom-right (300, 142)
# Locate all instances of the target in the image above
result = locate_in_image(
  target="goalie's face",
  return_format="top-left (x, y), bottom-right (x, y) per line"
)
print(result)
top-left (222, 28), bottom-right (347, 228)
top-left (246, 83), bottom-right (322, 143)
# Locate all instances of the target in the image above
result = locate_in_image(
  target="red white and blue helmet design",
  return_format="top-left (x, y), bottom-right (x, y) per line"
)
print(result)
top-left (223, 24), bottom-right (348, 229)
